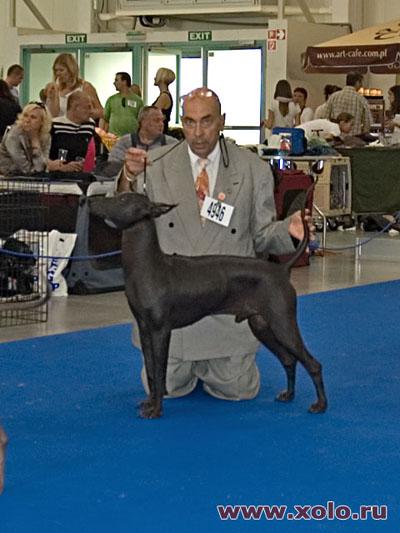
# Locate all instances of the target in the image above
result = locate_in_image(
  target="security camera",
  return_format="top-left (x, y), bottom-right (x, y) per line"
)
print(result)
top-left (139, 16), bottom-right (166, 28)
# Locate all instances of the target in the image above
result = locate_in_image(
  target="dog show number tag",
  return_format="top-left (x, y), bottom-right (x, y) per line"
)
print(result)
top-left (201, 196), bottom-right (234, 227)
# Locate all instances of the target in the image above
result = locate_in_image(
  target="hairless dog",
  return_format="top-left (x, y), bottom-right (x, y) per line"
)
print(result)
top-left (90, 192), bottom-right (327, 419)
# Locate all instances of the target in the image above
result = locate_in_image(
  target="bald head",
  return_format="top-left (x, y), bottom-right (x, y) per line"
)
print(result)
top-left (181, 87), bottom-right (225, 158)
top-left (182, 87), bottom-right (222, 115)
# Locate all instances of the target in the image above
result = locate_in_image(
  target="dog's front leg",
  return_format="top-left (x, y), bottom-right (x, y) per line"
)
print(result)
top-left (137, 321), bottom-right (158, 418)
top-left (138, 324), bottom-right (171, 419)
top-left (0, 426), bottom-right (8, 494)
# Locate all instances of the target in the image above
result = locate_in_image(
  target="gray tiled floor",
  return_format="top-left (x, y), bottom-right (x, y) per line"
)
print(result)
top-left (1, 229), bottom-right (399, 343)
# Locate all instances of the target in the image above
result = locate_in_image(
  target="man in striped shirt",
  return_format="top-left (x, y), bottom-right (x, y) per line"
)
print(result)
top-left (321, 71), bottom-right (372, 136)
top-left (49, 92), bottom-right (95, 172)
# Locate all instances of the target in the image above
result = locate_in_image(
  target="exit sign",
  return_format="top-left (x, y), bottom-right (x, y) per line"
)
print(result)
top-left (188, 31), bottom-right (212, 42)
top-left (65, 33), bottom-right (87, 44)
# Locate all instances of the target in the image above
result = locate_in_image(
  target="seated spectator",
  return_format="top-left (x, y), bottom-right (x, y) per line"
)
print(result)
top-left (293, 87), bottom-right (314, 123)
top-left (0, 102), bottom-right (52, 176)
top-left (262, 79), bottom-right (300, 131)
top-left (97, 106), bottom-right (177, 177)
top-left (49, 92), bottom-right (96, 173)
top-left (0, 80), bottom-right (21, 140)
top-left (314, 84), bottom-right (341, 119)
top-left (296, 112), bottom-right (354, 141)
top-left (333, 112), bottom-right (355, 138)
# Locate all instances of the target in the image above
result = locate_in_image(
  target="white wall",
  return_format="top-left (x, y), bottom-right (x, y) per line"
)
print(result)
top-left (0, 2), bottom-right (19, 76)
top-left (15, 0), bottom-right (92, 32)
top-left (4, 0), bottom-right (400, 113)
top-left (362, 0), bottom-right (400, 102)
top-left (287, 20), bottom-right (348, 110)
top-left (0, 0), bottom-right (92, 85)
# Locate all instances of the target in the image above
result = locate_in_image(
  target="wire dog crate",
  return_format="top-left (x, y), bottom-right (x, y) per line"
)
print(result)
top-left (0, 178), bottom-right (49, 327)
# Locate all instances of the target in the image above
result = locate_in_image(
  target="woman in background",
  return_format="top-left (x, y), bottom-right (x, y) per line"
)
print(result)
top-left (0, 102), bottom-right (56, 175)
top-left (0, 80), bottom-right (21, 140)
top-left (314, 84), bottom-right (341, 119)
top-left (262, 79), bottom-right (300, 130)
top-left (385, 85), bottom-right (400, 130)
top-left (44, 53), bottom-right (103, 119)
top-left (152, 67), bottom-right (175, 133)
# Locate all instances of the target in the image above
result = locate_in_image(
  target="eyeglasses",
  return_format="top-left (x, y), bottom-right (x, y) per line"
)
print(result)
top-left (29, 101), bottom-right (46, 109)
top-left (121, 98), bottom-right (126, 108)
top-left (180, 87), bottom-right (222, 113)
top-left (183, 88), bottom-right (219, 100)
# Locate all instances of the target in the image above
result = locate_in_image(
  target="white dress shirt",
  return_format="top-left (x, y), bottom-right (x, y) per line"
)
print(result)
top-left (188, 141), bottom-right (221, 197)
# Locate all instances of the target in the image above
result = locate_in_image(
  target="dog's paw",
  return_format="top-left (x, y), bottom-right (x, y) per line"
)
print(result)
top-left (139, 407), bottom-right (162, 419)
top-left (308, 400), bottom-right (327, 414)
top-left (138, 398), bottom-right (152, 410)
top-left (138, 399), bottom-right (163, 419)
top-left (275, 390), bottom-right (294, 403)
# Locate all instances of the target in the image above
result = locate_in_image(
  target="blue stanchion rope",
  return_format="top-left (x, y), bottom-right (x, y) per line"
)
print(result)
top-left (0, 248), bottom-right (121, 261)
top-left (1, 215), bottom-right (399, 261)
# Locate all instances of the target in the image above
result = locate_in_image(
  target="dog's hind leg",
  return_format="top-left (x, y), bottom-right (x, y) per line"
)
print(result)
top-left (136, 320), bottom-right (157, 417)
top-left (268, 317), bottom-right (327, 414)
top-left (248, 315), bottom-right (297, 403)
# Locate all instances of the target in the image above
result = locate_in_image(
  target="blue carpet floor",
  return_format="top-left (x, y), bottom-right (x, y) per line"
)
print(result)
top-left (1, 281), bottom-right (400, 532)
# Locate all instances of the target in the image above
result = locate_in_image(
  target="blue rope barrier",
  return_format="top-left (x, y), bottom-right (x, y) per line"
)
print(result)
top-left (320, 222), bottom-right (394, 252)
top-left (1, 220), bottom-right (398, 261)
top-left (0, 248), bottom-right (121, 261)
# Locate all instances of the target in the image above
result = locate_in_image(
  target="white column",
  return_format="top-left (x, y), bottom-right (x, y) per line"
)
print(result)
top-left (265, 18), bottom-right (288, 111)
top-left (0, 1), bottom-right (19, 77)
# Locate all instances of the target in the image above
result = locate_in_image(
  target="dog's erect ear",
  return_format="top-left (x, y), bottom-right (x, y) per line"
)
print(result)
top-left (150, 202), bottom-right (178, 218)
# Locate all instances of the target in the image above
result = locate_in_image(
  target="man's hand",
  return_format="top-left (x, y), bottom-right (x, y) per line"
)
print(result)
top-left (47, 159), bottom-right (82, 172)
top-left (124, 147), bottom-right (149, 177)
top-left (118, 147), bottom-right (151, 192)
top-left (63, 161), bottom-right (84, 172)
top-left (288, 209), bottom-right (315, 242)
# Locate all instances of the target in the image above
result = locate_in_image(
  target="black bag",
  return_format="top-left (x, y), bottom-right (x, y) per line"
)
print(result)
top-left (0, 238), bottom-right (36, 297)
top-left (360, 215), bottom-right (394, 232)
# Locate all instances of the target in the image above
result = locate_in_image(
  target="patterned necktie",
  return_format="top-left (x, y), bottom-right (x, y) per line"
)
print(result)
top-left (195, 158), bottom-right (210, 216)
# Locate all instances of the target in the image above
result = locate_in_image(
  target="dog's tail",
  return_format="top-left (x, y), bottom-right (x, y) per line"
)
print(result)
top-left (283, 181), bottom-right (314, 271)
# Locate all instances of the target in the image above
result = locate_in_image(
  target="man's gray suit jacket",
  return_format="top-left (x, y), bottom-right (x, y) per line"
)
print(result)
top-left (122, 140), bottom-right (296, 361)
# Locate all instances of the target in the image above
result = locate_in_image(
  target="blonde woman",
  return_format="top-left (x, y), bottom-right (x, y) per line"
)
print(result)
top-left (44, 53), bottom-right (103, 119)
top-left (0, 102), bottom-right (55, 176)
top-left (152, 67), bottom-right (175, 133)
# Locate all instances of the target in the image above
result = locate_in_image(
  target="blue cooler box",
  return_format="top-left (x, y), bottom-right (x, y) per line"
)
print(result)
top-left (272, 127), bottom-right (306, 155)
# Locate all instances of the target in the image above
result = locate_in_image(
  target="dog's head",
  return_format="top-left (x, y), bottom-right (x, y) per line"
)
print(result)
top-left (0, 238), bottom-right (36, 268)
top-left (90, 192), bottom-right (177, 230)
